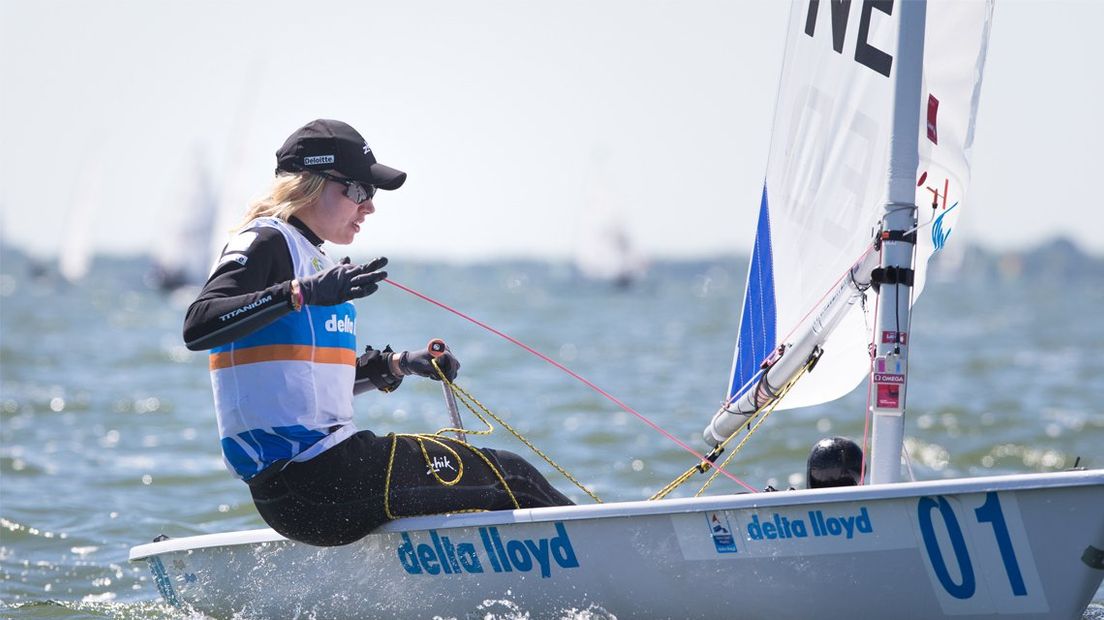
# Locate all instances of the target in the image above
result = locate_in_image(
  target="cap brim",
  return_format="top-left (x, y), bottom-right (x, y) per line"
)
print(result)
top-left (370, 163), bottom-right (406, 190)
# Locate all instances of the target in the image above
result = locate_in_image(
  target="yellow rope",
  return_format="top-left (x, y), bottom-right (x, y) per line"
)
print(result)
top-left (383, 433), bottom-right (401, 519)
top-left (649, 398), bottom-right (767, 501)
top-left (413, 435), bottom-right (465, 486)
top-left (649, 358), bottom-right (816, 500)
top-left (694, 392), bottom-right (784, 497)
top-left (649, 467), bottom-right (700, 501)
top-left (383, 432), bottom-right (521, 519)
top-left (432, 359), bottom-right (603, 504)
top-left (384, 357), bottom-right (608, 518)
top-left (647, 409), bottom-right (757, 502)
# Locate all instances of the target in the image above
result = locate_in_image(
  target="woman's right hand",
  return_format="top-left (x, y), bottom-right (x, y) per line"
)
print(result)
top-left (400, 349), bottom-right (461, 382)
top-left (298, 257), bottom-right (388, 306)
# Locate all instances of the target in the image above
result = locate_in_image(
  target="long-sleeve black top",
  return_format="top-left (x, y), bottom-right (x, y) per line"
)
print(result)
top-left (183, 216), bottom-right (400, 392)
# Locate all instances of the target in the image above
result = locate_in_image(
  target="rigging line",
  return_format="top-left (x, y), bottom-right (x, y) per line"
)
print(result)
top-left (894, 272), bottom-right (902, 349)
top-left (722, 367), bottom-right (766, 409)
top-left (901, 247), bottom-right (921, 483)
top-left (772, 244), bottom-right (876, 352)
top-left (859, 244), bottom-right (883, 486)
top-left (902, 438), bottom-right (917, 482)
top-left (696, 360), bottom-right (814, 497)
top-left (894, 208), bottom-right (919, 352)
top-left (905, 196), bottom-right (943, 238)
top-left (383, 278), bottom-right (755, 491)
top-left (429, 359), bottom-right (603, 503)
top-left (722, 243), bottom-right (877, 410)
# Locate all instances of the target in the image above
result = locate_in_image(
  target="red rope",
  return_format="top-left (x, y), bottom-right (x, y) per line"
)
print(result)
top-left (383, 278), bottom-right (756, 492)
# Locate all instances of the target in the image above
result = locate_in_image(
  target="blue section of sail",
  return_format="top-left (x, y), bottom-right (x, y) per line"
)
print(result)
top-left (730, 185), bottom-right (777, 400)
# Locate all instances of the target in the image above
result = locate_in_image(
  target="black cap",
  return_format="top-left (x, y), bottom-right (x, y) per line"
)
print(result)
top-left (275, 119), bottom-right (406, 191)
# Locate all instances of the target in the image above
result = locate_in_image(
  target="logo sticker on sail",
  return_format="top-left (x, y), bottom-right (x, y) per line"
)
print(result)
top-left (932, 203), bottom-right (958, 251)
top-left (707, 512), bottom-right (737, 553)
top-left (927, 94), bottom-right (939, 144)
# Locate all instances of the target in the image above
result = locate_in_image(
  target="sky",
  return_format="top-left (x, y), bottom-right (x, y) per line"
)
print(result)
top-left (1, 0), bottom-right (1102, 264)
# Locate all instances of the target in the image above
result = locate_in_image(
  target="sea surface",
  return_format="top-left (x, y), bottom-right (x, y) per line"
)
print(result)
top-left (1, 248), bottom-right (1102, 619)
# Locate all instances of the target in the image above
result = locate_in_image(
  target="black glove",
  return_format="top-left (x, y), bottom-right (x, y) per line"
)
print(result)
top-left (400, 349), bottom-right (461, 382)
top-left (298, 257), bottom-right (388, 306)
top-left (354, 345), bottom-right (403, 394)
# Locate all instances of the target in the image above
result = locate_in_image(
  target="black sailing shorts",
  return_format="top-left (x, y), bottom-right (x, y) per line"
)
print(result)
top-left (246, 430), bottom-right (574, 547)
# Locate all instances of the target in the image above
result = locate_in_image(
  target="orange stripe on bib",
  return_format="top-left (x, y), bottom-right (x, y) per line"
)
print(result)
top-left (209, 345), bottom-right (356, 370)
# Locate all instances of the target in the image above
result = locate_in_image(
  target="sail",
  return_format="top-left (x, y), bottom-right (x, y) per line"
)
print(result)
top-left (151, 151), bottom-right (220, 289)
top-left (59, 158), bottom-right (104, 283)
top-left (726, 0), bottom-right (993, 409)
top-left (574, 218), bottom-right (646, 285)
top-left (573, 150), bottom-right (647, 286)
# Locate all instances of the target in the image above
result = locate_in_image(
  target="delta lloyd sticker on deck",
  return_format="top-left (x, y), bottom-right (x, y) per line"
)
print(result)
top-left (673, 502), bottom-right (914, 560)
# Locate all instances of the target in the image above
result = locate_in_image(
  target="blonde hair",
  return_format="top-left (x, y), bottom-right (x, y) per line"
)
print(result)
top-left (235, 172), bottom-right (326, 231)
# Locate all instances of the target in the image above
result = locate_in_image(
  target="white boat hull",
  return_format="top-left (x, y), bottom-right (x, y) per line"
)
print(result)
top-left (130, 470), bottom-right (1104, 619)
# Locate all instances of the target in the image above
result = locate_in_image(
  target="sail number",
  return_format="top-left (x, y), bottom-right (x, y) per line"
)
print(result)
top-left (804, 0), bottom-right (894, 78)
top-left (915, 492), bottom-right (1046, 614)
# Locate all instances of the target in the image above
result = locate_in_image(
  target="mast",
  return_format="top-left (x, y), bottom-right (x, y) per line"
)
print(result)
top-left (868, 0), bottom-right (926, 484)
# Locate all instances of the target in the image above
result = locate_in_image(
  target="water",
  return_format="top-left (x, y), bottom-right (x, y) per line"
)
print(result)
top-left (1, 250), bottom-right (1102, 618)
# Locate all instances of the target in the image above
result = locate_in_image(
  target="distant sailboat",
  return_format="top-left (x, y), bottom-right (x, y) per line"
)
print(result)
top-left (58, 159), bottom-right (103, 284)
top-left (572, 151), bottom-right (647, 287)
top-left (574, 217), bottom-right (647, 288)
top-left (149, 59), bottom-right (265, 294)
top-left (147, 151), bottom-right (220, 292)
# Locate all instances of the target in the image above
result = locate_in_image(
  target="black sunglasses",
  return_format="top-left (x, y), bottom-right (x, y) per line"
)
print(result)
top-left (310, 171), bottom-right (377, 204)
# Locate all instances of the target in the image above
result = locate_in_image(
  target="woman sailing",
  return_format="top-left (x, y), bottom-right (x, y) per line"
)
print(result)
top-left (183, 119), bottom-right (572, 546)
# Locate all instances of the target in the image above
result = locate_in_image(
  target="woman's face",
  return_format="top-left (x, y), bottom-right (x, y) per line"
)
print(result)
top-left (298, 177), bottom-right (375, 245)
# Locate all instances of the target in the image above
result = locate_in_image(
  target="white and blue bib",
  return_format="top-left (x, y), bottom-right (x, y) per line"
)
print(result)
top-left (209, 217), bottom-right (358, 480)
